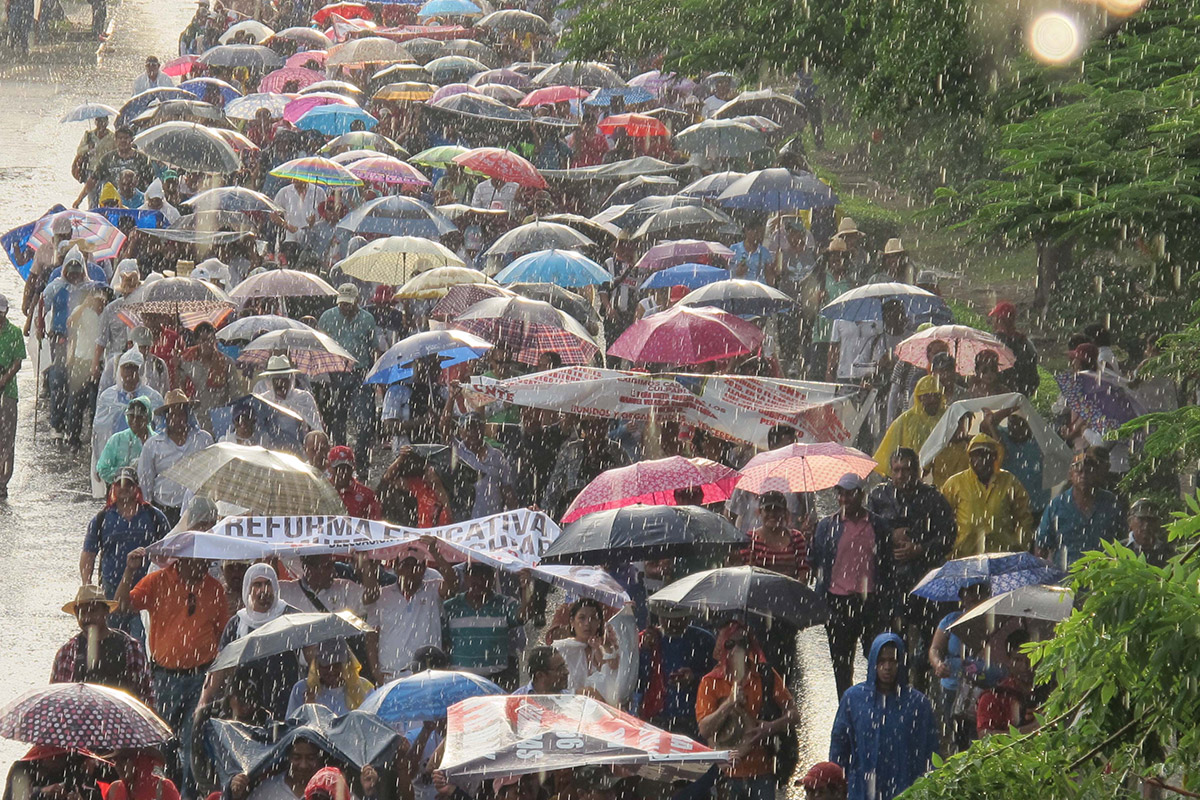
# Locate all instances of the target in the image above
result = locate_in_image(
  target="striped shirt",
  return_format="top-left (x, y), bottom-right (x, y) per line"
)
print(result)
top-left (443, 592), bottom-right (519, 674)
top-left (741, 528), bottom-right (809, 580)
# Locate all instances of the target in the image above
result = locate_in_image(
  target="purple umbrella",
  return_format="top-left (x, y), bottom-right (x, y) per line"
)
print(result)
top-left (1053, 370), bottom-right (1147, 435)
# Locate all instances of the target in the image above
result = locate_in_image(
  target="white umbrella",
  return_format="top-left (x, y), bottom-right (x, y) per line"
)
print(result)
top-left (394, 267), bottom-right (495, 299)
top-left (948, 584), bottom-right (1073, 650)
top-left (335, 235), bottom-right (465, 284)
top-left (219, 19), bottom-right (275, 43)
top-left (164, 443), bottom-right (346, 515)
top-left (229, 269), bottom-right (339, 301)
top-left (217, 315), bottom-right (313, 343)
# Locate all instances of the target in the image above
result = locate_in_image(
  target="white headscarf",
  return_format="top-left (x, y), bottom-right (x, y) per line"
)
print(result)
top-left (235, 562), bottom-right (289, 637)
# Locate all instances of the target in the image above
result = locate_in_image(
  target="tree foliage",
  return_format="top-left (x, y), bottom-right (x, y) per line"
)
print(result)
top-left (901, 503), bottom-right (1200, 799)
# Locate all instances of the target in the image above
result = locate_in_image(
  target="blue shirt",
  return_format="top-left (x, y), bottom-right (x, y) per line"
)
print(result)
top-left (1036, 487), bottom-right (1125, 566)
top-left (728, 242), bottom-right (773, 282)
top-left (1000, 432), bottom-right (1049, 512)
top-left (82, 504), bottom-right (171, 596)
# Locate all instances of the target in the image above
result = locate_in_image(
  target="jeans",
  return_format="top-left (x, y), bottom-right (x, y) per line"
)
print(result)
top-left (152, 667), bottom-right (205, 799)
top-left (722, 776), bottom-right (775, 800)
top-left (325, 371), bottom-right (375, 476)
top-left (825, 592), bottom-right (886, 700)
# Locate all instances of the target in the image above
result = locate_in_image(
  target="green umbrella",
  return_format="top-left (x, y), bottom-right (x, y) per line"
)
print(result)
top-left (410, 144), bottom-right (471, 167)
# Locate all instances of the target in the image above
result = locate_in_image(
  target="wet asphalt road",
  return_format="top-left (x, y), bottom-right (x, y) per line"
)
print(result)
top-left (0, 2), bottom-right (848, 776)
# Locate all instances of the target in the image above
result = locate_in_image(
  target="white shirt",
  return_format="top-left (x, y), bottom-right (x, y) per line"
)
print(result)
top-left (553, 638), bottom-right (617, 704)
top-left (278, 577), bottom-right (366, 619)
top-left (273, 184), bottom-right (328, 242)
top-left (470, 180), bottom-right (517, 212)
top-left (132, 71), bottom-right (175, 95)
top-left (702, 94), bottom-right (727, 118)
top-left (831, 319), bottom-right (889, 380)
top-left (137, 427), bottom-right (214, 507)
top-left (256, 387), bottom-right (323, 432)
top-left (367, 574), bottom-right (443, 678)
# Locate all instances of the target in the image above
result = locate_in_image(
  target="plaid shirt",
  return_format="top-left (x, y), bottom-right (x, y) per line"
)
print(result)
top-left (51, 629), bottom-right (154, 706)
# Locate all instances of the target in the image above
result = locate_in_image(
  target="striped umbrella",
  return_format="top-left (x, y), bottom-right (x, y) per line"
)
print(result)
top-left (450, 295), bottom-right (599, 366)
top-left (164, 443), bottom-right (345, 515)
top-left (238, 328), bottom-right (358, 375)
top-left (348, 155), bottom-right (431, 186)
top-left (430, 282), bottom-right (511, 320)
top-left (29, 210), bottom-right (125, 260)
top-left (269, 156), bottom-right (363, 187)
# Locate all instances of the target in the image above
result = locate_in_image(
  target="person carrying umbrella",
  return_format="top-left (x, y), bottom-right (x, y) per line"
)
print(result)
top-left (255, 356), bottom-right (324, 434)
top-left (317, 284), bottom-right (378, 477)
top-left (74, 127), bottom-right (155, 209)
top-left (136, 389), bottom-right (215, 525)
top-left (975, 629), bottom-right (1039, 738)
top-left (873, 375), bottom-right (944, 478)
top-left (191, 666), bottom-right (273, 797)
top-left (50, 584), bottom-right (155, 706)
top-left (105, 750), bottom-right (180, 800)
top-left (940, 434), bottom-right (1034, 558)
top-left (286, 638), bottom-right (374, 718)
top-left (729, 218), bottom-right (773, 284)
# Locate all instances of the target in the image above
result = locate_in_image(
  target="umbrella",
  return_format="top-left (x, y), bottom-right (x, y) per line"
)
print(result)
top-left (468, 68), bottom-right (532, 89)
top-left (270, 26), bottom-right (334, 49)
top-left (539, 213), bottom-right (619, 243)
top-left (117, 86), bottom-right (196, 125)
top-left (366, 329), bottom-right (492, 384)
top-left (640, 264), bottom-right (729, 291)
top-left (171, 210), bottom-right (256, 233)
top-left (476, 84), bottom-right (526, 104)
top-left (425, 55), bottom-right (489, 83)
top-left (312, 1), bottom-right (373, 23)
top-left (270, 156), bottom-right (363, 187)
top-left (326, 36), bottom-right (411, 66)
top-left (451, 295), bottom-right (599, 366)
top-left (319, 130), bottom-right (408, 157)
top-left (372, 63), bottom-right (433, 85)
top-left (410, 144), bottom-right (471, 167)
top-left (133, 122), bottom-right (241, 174)
top-left (676, 279), bottom-right (793, 317)
top-left (911, 552), bottom-right (1066, 602)
top-left (397, 37), bottom-right (444, 63)
top-left (712, 89), bottom-right (806, 129)
top-left (348, 156), bottom-right (431, 186)
top-left (129, 99), bottom-right (228, 129)
top-left (483, 221), bottom-right (593, 258)
top-left (605, 175), bottom-right (678, 206)
top-left (896, 325), bottom-right (1016, 374)
top-left (729, 115), bottom-right (781, 133)
top-left (394, 267), bottom-right (494, 300)
top-left (285, 92), bottom-right (358, 122)
top-left (239, 329), bottom-right (358, 375)
top-left (947, 584), bottom-right (1074, 651)
top-left (122, 276), bottom-right (234, 315)
top-left (29, 210), bottom-right (124, 260)
top-left (674, 119), bottom-right (765, 159)
top-left (337, 195), bottom-right (453, 238)
top-left (649, 566), bottom-right (828, 628)
top-left (60, 102), bottom-right (119, 122)
top-left (336, 235), bottom-right (465, 283)
top-left (585, 87), bottom-right (655, 107)
top-left (161, 54), bottom-right (200, 77)
top-left (608, 305), bottom-right (763, 365)
top-left (627, 70), bottom-right (694, 95)
top-left (440, 40), bottom-right (498, 66)
top-left (218, 315), bottom-right (313, 343)
top-left (187, 186), bottom-right (283, 214)
top-left (165, 443), bottom-right (346, 513)
top-left (199, 43), bottom-right (284, 69)
top-left (225, 92), bottom-right (290, 120)
top-left (431, 92), bottom-right (531, 121)
top-left (820, 282), bottom-right (954, 325)
top-left (301, 80), bottom-right (364, 97)
top-left (330, 149), bottom-right (380, 164)
top-left (562, 456), bottom-right (740, 523)
top-left (296, 104), bottom-right (378, 135)
top-left (180, 77), bottom-right (244, 102)
top-left (229, 269), bottom-right (338, 301)
top-left (430, 283), bottom-right (512, 321)
top-left (717, 168), bottom-right (838, 211)
top-left (735, 442), bottom-right (877, 495)
top-left (1053, 371), bottom-right (1147, 435)
top-left (598, 113), bottom-right (668, 141)
top-left (214, 128), bottom-right (259, 154)
top-left (636, 239), bottom-right (735, 271)
top-left (520, 85), bottom-right (590, 107)
top-left (631, 205), bottom-right (740, 240)
top-left (209, 611), bottom-right (372, 671)
top-left (678, 171), bottom-right (747, 198)
top-left (428, 82), bottom-right (478, 104)
top-left (475, 9), bottom-right (550, 34)
top-left (360, 671), bottom-right (504, 724)
top-left (418, 0), bottom-right (481, 16)
top-left (541, 504), bottom-right (745, 564)
top-left (374, 81), bottom-right (438, 102)
top-left (0, 683), bottom-right (172, 750)
top-left (493, 249), bottom-right (612, 288)
top-left (260, 66), bottom-right (325, 93)
top-left (533, 61), bottom-right (625, 89)
top-left (505, 283), bottom-right (602, 334)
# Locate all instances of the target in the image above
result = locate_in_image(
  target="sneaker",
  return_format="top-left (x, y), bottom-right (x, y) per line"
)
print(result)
top-left (50, 429), bottom-right (63, 444)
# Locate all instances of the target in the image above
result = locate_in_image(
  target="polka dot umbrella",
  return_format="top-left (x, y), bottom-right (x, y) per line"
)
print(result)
top-left (0, 683), bottom-right (172, 750)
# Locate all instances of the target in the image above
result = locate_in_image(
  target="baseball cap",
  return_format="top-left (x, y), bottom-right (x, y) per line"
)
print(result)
top-left (336, 283), bottom-right (360, 304)
top-left (988, 301), bottom-right (1017, 318)
top-left (968, 433), bottom-right (1000, 453)
top-left (114, 466), bottom-right (139, 485)
top-left (797, 762), bottom-right (846, 790)
top-left (835, 472), bottom-right (865, 492)
top-left (327, 445), bottom-right (355, 469)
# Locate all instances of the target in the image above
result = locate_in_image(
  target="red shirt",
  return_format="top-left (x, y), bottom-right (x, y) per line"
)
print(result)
top-left (339, 479), bottom-right (382, 520)
top-left (570, 131), bottom-right (610, 167)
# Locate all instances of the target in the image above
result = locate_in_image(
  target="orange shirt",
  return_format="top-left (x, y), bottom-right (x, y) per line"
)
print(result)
top-left (695, 667), bottom-right (793, 778)
top-left (129, 566), bottom-right (229, 669)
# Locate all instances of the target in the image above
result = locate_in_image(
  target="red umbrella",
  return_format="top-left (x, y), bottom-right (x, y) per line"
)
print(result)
top-left (453, 147), bottom-right (546, 188)
top-left (735, 442), bottom-right (877, 495)
top-left (162, 54), bottom-right (200, 77)
top-left (0, 683), bottom-right (172, 750)
top-left (313, 1), bottom-right (373, 24)
top-left (598, 113), bottom-right (669, 138)
top-left (518, 85), bottom-right (590, 107)
top-left (562, 456), bottom-right (740, 523)
top-left (607, 305), bottom-right (763, 365)
top-left (260, 66), bottom-right (325, 93)
top-left (451, 296), bottom-right (598, 365)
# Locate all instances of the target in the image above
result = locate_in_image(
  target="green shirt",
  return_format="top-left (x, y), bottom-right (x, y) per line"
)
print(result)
top-left (317, 306), bottom-right (377, 368)
top-left (0, 321), bottom-right (26, 400)
top-left (443, 591), bottom-right (519, 672)
top-left (96, 428), bottom-right (148, 484)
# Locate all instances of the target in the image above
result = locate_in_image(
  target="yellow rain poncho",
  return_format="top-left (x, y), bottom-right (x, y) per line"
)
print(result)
top-left (873, 375), bottom-right (944, 476)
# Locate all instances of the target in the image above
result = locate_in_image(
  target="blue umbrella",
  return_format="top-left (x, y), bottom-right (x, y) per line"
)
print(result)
top-left (583, 86), bottom-right (654, 107)
top-left (358, 670), bottom-right (505, 723)
top-left (365, 329), bottom-right (492, 384)
top-left (717, 167), bottom-right (838, 212)
top-left (117, 87), bottom-right (197, 126)
top-left (494, 249), bottom-right (613, 287)
top-left (640, 263), bottom-right (729, 290)
top-left (60, 103), bottom-right (119, 123)
top-left (820, 281), bottom-right (953, 325)
top-left (417, 0), bottom-right (481, 16)
top-left (180, 77), bottom-right (244, 104)
top-left (296, 105), bottom-right (378, 136)
top-left (911, 552), bottom-right (1066, 602)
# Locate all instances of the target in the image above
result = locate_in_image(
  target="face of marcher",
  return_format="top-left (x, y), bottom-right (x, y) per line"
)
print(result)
top-left (288, 740), bottom-right (322, 785)
top-left (875, 644), bottom-right (899, 691)
top-left (331, 463), bottom-right (354, 491)
top-left (571, 604), bottom-right (602, 641)
top-left (119, 363), bottom-right (140, 392)
top-left (75, 601), bottom-right (109, 630)
top-left (1130, 515), bottom-right (1161, 550)
top-left (248, 577), bottom-right (274, 612)
top-left (890, 456), bottom-right (916, 491)
top-left (806, 784), bottom-right (847, 800)
top-left (969, 448), bottom-right (995, 483)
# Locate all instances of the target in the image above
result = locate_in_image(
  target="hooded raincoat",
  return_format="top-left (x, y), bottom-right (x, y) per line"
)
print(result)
top-left (873, 376), bottom-right (943, 477)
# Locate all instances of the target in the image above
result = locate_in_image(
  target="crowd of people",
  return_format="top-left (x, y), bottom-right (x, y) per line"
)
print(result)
top-left (0, 1), bottom-right (1184, 800)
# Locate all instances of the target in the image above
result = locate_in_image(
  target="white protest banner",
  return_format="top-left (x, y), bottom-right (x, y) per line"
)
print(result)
top-left (467, 367), bottom-right (869, 448)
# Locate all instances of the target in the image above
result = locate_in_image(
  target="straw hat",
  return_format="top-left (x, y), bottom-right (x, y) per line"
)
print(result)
top-left (155, 388), bottom-right (195, 414)
top-left (825, 237), bottom-right (848, 254)
top-left (62, 584), bottom-right (118, 615)
top-left (835, 217), bottom-right (862, 237)
top-left (257, 355), bottom-right (301, 379)
top-left (883, 237), bottom-right (906, 255)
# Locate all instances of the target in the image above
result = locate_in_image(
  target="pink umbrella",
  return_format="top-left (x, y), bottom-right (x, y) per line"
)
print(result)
top-left (628, 70), bottom-right (695, 96)
top-left (283, 92), bottom-right (357, 123)
top-left (285, 50), bottom-right (328, 68)
top-left (349, 155), bottom-right (432, 186)
top-left (895, 324), bottom-right (1016, 375)
top-left (608, 305), bottom-right (762, 365)
top-left (635, 239), bottom-right (735, 271)
top-left (453, 147), bottom-right (546, 189)
top-left (735, 442), bottom-right (877, 495)
top-left (519, 85), bottom-right (590, 107)
top-left (162, 54), bottom-right (200, 77)
top-left (260, 67), bottom-right (325, 93)
top-left (429, 82), bottom-right (481, 104)
top-left (562, 456), bottom-right (740, 523)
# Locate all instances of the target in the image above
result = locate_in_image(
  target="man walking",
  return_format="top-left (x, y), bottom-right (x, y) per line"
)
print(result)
top-left (318, 284), bottom-right (378, 476)
top-left (941, 434), bottom-right (1033, 558)
top-left (137, 390), bottom-right (214, 525)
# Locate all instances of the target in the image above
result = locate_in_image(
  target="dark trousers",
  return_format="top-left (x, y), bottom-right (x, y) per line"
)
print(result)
top-left (324, 371), bottom-right (375, 477)
top-left (825, 592), bottom-right (885, 699)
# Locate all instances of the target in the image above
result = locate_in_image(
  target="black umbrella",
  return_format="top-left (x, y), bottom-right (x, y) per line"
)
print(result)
top-left (540, 505), bottom-right (746, 564)
top-left (399, 37), bottom-right (444, 64)
top-left (607, 195), bottom-right (702, 232)
top-left (425, 55), bottom-right (490, 84)
top-left (533, 61), bottom-right (625, 89)
top-left (649, 566), bottom-right (829, 628)
top-left (605, 175), bottom-right (679, 206)
top-left (208, 611), bottom-right (372, 671)
top-left (711, 89), bottom-right (806, 130)
top-left (506, 282), bottom-right (602, 334)
top-left (133, 122), bottom-right (241, 174)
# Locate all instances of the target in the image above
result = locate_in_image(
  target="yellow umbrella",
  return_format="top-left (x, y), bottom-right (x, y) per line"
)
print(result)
top-left (374, 81), bottom-right (437, 102)
top-left (394, 266), bottom-right (494, 299)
